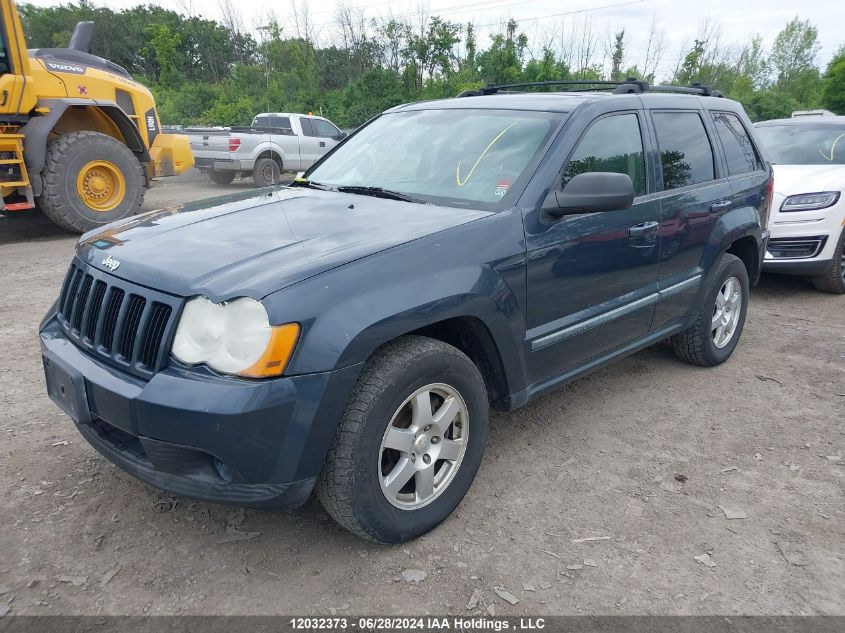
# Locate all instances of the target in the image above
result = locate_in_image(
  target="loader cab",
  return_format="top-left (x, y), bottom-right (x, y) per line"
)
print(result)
top-left (0, 0), bottom-right (35, 118)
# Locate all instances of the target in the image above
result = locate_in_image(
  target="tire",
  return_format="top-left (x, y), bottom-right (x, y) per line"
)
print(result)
top-left (252, 156), bottom-right (282, 187)
top-left (317, 336), bottom-right (489, 543)
top-left (811, 229), bottom-right (845, 294)
top-left (38, 131), bottom-right (144, 234)
top-left (671, 252), bottom-right (750, 367)
top-left (207, 170), bottom-right (235, 185)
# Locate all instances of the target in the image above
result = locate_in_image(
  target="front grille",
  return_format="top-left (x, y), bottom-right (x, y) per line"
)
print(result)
top-left (767, 236), bottom-right (827, 260)
top-left (56, 259), bottom-right (182, 379)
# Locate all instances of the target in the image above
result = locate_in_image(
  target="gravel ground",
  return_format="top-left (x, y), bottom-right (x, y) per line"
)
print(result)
top-left (0, 173), bottom-right (843, 616)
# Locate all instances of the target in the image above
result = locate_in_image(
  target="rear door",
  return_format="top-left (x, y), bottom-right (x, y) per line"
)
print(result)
top-left (708, 109), bottom-right (769, 248)
top-left (523, 109), bottom-right (661, 383)
top-left (648, 108), bottom-right (733, 328)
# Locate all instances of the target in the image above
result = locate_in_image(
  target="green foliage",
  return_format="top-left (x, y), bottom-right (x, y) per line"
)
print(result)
top-left (16, 3), bottom-right (835, 127)
top-left (821, 47), bottom-right (845, 114)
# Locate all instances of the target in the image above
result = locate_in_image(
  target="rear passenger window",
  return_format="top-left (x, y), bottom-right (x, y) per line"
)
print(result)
top-left (711, 112), bottom-right (761, 175)
top-left (652, 112), bottom-right (715, 190)
top-left (561, 113), bottom-right (646, 196)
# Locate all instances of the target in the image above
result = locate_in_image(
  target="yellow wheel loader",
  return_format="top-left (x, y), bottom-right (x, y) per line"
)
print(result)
top-left (0, 0), bottom-right (193, 233)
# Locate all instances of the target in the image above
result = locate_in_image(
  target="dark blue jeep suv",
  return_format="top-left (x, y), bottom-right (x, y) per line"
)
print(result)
top-left (40, 80), bottom-right (772, 543)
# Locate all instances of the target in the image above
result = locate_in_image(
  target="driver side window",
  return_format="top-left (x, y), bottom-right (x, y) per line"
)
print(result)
top-left (561, 113), bottom-right (647, 196)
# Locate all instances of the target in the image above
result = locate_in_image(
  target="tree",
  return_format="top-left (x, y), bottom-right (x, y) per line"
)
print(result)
top-left (770, 17), bottom-right (821, 102)
top-left (821, 47), bottom-right (845, 114)
top-left (609, 30), bottom-right (625, 81)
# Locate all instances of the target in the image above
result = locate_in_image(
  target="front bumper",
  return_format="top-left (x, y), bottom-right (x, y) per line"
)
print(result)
top-left (40, 315), bottom-right (360, 508)
top-left (763, 192), bottom-right (844, 276)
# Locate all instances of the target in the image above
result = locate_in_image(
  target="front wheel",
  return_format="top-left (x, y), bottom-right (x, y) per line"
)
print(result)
top-left (317, 336), bottom-right (489, 543)
top-left (671, 252), bottom-right (750, 367)
top-left (38, 131), bottom-right (144, 233)
top-left (812, 229), bottom-right (845, 294)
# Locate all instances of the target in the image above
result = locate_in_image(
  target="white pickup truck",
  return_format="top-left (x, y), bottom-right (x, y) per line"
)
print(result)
top-left (187, 113), bottom-right (346, 186)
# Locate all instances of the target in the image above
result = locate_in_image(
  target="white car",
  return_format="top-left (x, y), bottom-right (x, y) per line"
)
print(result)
top-left (755, 116), bottom-right (845, 293)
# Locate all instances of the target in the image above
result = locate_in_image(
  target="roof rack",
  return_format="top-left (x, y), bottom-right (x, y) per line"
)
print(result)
top-left (456, 78), bottom-right (723, 98)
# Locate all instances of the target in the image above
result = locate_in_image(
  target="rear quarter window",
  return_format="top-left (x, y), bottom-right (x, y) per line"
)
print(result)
top-left (711, 112), bottom-right (762, 175)
top-left (652, 111), bottom-right (716, 190)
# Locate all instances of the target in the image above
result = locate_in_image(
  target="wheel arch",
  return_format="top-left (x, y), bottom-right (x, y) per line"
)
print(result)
top-left (21, 98), bottom-right (149, 175)
top-left (404, 316), bottom-right (511, 410)
top-left (705, 205), bottom-right (764, 283)
top-left (252, 143), bottom-right (285, 169)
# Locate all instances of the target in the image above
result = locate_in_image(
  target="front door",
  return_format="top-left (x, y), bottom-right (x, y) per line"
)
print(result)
top-left (524, 111), bottom-right (661, 384)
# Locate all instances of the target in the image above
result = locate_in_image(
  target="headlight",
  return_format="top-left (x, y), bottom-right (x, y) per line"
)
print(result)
top-left (172, 296), bottom-right (299, 377)
top-left (781, 191), bottom-right (840, 212)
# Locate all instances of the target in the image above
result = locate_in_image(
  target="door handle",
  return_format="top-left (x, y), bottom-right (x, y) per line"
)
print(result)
top-left (627, 221), bottom-right (659, 238)
top-left (710, 200), bottom-right (732, 213)
top-left (319, 141), bottom-right (326, 147)
top-left (0, 90), bottom-right (8, 107)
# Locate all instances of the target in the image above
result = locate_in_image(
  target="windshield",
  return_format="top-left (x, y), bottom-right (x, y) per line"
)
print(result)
top-left (305, 108), bottom-right (563, 209)
top-left (755, 124), bottom-right (845, 165)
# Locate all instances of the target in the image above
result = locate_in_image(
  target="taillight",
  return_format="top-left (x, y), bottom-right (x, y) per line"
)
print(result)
top-left (763, 174), bottom-right (774, 227)
top-left (228, 138), bottom-right (241, 152)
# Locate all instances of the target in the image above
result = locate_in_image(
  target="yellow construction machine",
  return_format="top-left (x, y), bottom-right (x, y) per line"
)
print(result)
top-left (0, 0), bottom-right (193, 233)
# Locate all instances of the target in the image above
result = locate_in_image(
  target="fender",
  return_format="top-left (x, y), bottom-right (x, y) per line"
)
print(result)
top-left (703, 204), bottom-right (764, 278)
top-left (20, 98), bottom-right (149, 174)
top-left (248, 140), bottom-right (287, 166)
top-left (263, 209), bottom-right (531, 401)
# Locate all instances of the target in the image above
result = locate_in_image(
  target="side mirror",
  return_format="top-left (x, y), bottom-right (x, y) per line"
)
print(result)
top-left (334, 132), bottom-right (348, 141)
top-left (543, 172), bottom-right (635, 217)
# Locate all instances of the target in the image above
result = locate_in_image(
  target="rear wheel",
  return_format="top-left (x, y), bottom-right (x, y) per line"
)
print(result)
top-left (317, 336), bottom-right (489, 543)
top-left (812, 229), bottom-right (845, 294)
top-left (207, 170), bottom-right (235, 185)
top-left (671, 252), bottom-right (750, 367)
top-left (252, 156), bottom-right (282, 187)
top-left (38, 131), bottom-right (144, 234)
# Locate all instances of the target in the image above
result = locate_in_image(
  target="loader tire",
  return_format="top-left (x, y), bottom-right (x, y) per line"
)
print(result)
top-left (38, 131), bottom-right (145, 234)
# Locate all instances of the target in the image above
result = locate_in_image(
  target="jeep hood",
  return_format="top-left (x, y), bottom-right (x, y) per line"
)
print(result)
top-left (76, 187), bottom-right (490, 299)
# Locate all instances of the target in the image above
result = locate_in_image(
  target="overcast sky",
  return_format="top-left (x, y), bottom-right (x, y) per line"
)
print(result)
top-left (23, 0), bottom-right (845, 80)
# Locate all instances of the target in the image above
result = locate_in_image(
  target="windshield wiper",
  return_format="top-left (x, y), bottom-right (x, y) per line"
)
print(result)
top-left (334, 185), bottom-right (425, 204)
top-left (290, 179), bottom-right (333, 191)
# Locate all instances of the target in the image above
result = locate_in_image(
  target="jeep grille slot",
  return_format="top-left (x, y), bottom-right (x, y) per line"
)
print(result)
top-left (118, 295), bottom-right (146, 360)
top-left (139, 303), bottom-right (172, 369)
top-left (53, 260), bottom-right (182, 380)
top-left (100, 287), bottom-right (125, 353)
top-left (71, 274), bottom-right (93, 332)
top-left (84, 280), bottom-right (107, 341)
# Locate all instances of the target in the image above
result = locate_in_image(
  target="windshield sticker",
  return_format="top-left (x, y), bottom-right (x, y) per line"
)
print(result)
top-left (456, 122), bottom-right (519, 187)
top-left (820, 133), bottom-right (845, 162)
top-left (494, 180), bottom-right (511, 197)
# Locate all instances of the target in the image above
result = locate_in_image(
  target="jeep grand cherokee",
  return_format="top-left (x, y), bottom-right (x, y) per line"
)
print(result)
top-left (41, 80), bottom-right (771, 543)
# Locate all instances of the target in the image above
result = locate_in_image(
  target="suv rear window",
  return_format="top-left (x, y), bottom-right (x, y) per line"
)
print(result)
top-left (711, 112), bottom-right (761, 175)
top-left (652, 111), bottom-right (715, 190)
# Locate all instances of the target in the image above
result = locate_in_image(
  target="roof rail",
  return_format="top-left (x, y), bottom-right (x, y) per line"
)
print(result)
top-left (456, 78), bottom-right (723, 98)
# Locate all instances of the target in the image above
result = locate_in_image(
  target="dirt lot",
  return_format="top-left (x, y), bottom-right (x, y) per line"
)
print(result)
top-left (0, 173), bottom-right (843, 617)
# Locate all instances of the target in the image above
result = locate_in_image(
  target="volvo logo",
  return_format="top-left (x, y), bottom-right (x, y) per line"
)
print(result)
top-left (101, 255), bottom-right (121, 271)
